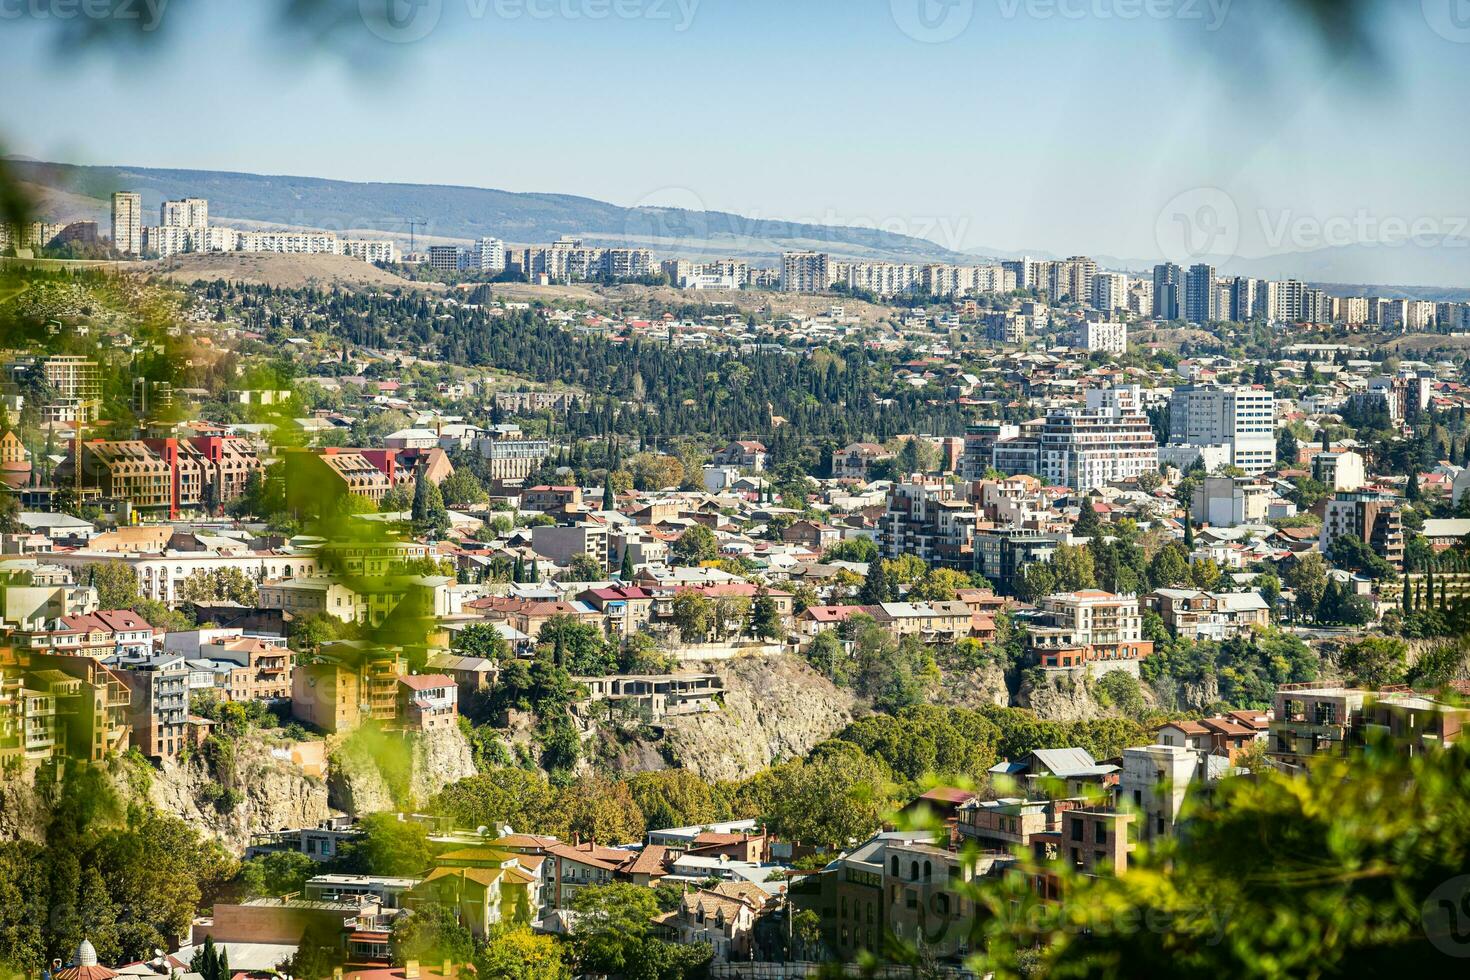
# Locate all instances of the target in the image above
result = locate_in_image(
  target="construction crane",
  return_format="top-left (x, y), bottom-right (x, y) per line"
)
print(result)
top-left (403, 218), bottom-right (428, 255)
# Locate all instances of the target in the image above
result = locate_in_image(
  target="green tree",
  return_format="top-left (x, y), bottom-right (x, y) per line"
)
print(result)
top-left (625, 770), bottom-right (727, 832)
top-left (89, 561), bottom-right (141, 610)
top-left (670, 524), bottom-right (718, 565)
top-left (411, 475), bottom-right (451, 539)
top-left (474, 927), bottom-right (571, 980)
top-left (1285, 553), bottom-right (1329, 622)
top-left (670, 591), bottom-right (713, 643)
top-left (858, 557), bottom-right (896, 604)
top-left (1338, 636), bottom-right (1409, 688)
top-left (564, 552), bottom-right (604, 582)
top-left (429, 768), bottom-right (558, 836)
top-left (451, 622), bottom-right (509, 660)
top-left (236, 850), bottom-right (316, 898)
top-left (337, 813), bottom-right (432, 877)
top-left (761, 744), bottom-right (894, 847)
top-left (390, 905), bottom-right (473, 967)
top-left (749, 584), bottom-right (781, 639)
top-left (438, 468), bottom-right (487, 507)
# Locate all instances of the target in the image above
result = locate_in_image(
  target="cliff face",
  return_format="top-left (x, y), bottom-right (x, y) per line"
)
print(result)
top-left (1015, 670), bottom-right (1107, 722)
top-left (0, 773), bottom-right (50, 844)
top-left (328, 724), bottom-right (476, 815)
top-left (659, 654), bottom-right (856, 783)
top-left (937, 661), bottom-right (1011, 709)
top-left (148, 734), bottom-right (331, 853)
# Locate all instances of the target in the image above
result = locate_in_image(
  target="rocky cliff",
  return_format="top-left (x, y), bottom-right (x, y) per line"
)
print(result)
top-left (328, 724), bottom-right (476, 815)
top-left (658, 654), bottom-right (856, 783)
top-left (148, 734), bottom-right (331, 853)
top-left (937, 660), bottom-right (1011, 709)
top-left (0, 771), bottom-right (51, 844)
top-left (1015, 670), bottom-right (1108, 722)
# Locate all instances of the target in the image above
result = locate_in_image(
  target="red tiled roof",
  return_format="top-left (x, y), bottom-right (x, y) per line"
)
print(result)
top-left (398, 674), bottom-right (454, 691)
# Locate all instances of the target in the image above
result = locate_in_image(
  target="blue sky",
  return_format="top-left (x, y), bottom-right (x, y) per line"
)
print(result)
top-left (3, 0), bottom-right (1469, 264)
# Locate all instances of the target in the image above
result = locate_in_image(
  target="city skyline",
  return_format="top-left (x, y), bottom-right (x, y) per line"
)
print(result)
top-left (3, 1), bottom-right (1470, 280)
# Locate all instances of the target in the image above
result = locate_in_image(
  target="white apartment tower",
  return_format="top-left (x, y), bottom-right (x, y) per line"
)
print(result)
top-left (1039, 386), bottom-right (1159, 491)
top-left (111, 191), bottom-right (142, 256)
top-left (781, 251), bottom-right (832, 293)
top-left (160, 198), bottom-right (208, 229)
top-left (1168, 385), bottom-right (1276, 475)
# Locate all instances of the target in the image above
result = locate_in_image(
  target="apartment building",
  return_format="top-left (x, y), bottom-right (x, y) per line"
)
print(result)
top-left (832, 442), bottom-right (892, 481)
top-left (284, 448), bottom-right (393, 513)
top-left (1038, 387), bottom-right (1158, 491)
top-left (1168, 385), bottom-right (1276, 475)
top-left (1184, 263), bottom-right (1218, 323)
top-left (878, 479), bottom-right (983, 569)
top-left (60, 435), bottom-right (263, 518)
top-left (575, 672), bottom-right (723, 721)
top-left (22, 652), bottom-right (132, 762)
top-left (428, 246), bottom-right (460, 273)
top-left (11, 609), bottom-right (158, 659)
top-left (1027, 590), bottom-right (1151, 672)
top-left (781, 251), bottom-right (833, 293)
top-left (1152, 263), bottom-right (1182, 319)
top-left (1270, 684), bottom-right (1467, 766)
top-left (1313, 450), bottom-right (1367, 491)
top-left (474, 427), bottom-right (551, 484)
top-left (1077, 320), bottom-right (1127, 354)
top-left (290, 643), bottom-right (407, 734)
top-left (45, 549), bottom-right (318, 605)
top-left (159, 197), bottom-right (208, 230)
top-left (1118, 743), bottom-right (1197, 845)
top-left (465, 237), bottom-right (506, 272)
top-left (974, 528), bottom-right (1060, 595)
top-left (110, 653), bottom-right (190, 761)
top-left (202, 636), bottom-right (292, 702)
top-left (1319, 491), bottom-right (1404, 568)
top-left (396, 674), bottom-right (458, 732)
top-left (111, 191), bottom-right (142, 255)
top-left (1143, 588), bottom-right (1270, 639)
top-left (2, 355), bottom-right (101, 424)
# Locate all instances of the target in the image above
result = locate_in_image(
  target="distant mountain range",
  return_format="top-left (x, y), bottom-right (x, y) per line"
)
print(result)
top-left (10, 159), bottom-right (1469, 295)
top-left (8, 159), bottom-right (985, 267)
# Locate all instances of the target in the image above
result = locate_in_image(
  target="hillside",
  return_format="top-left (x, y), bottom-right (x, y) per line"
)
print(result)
top-left (153, 251), bottom-right (437, 290)
top-left (10, 159), bottom-right (981, 265)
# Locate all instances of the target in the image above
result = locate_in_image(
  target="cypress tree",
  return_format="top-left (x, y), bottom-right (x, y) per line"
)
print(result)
top-left (620, 547), bottom-right (635, 582)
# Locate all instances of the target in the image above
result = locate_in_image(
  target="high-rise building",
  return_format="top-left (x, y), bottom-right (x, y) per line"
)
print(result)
top-left (1078, 321), bottom-right (1127, 354)
top-left (1152, 263), bottom-right (1182, 320)
top-left (110, 191), bottom-right (141, 256)
top-left (1320, 492), bottom-right (1404, 569)
top-left (1039, 386), bottom-right (1159, 490)
top-left (1091, 272), bottom-right (1128, 313)
top-left (465, 237), bottom-right (506, 272)
top-left (781, 251), bottom-right (832, 293)
top-left (1184, 263), bottom-right (1217, 324)
top-left (1229, 277), bottom-right (1260, 321)
top-left (428, 245), bottom-right (461, 273)
top-left (1266, 280), bottom-right (1307, 322)
top-left (159, 197), bottom-right (208, 229)
top-left (1167, 385), bottom-right (1276, 475)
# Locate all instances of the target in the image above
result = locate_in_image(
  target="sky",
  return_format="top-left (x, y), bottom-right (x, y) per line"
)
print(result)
top-left (3, 0), bottom-right (1469, 266)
